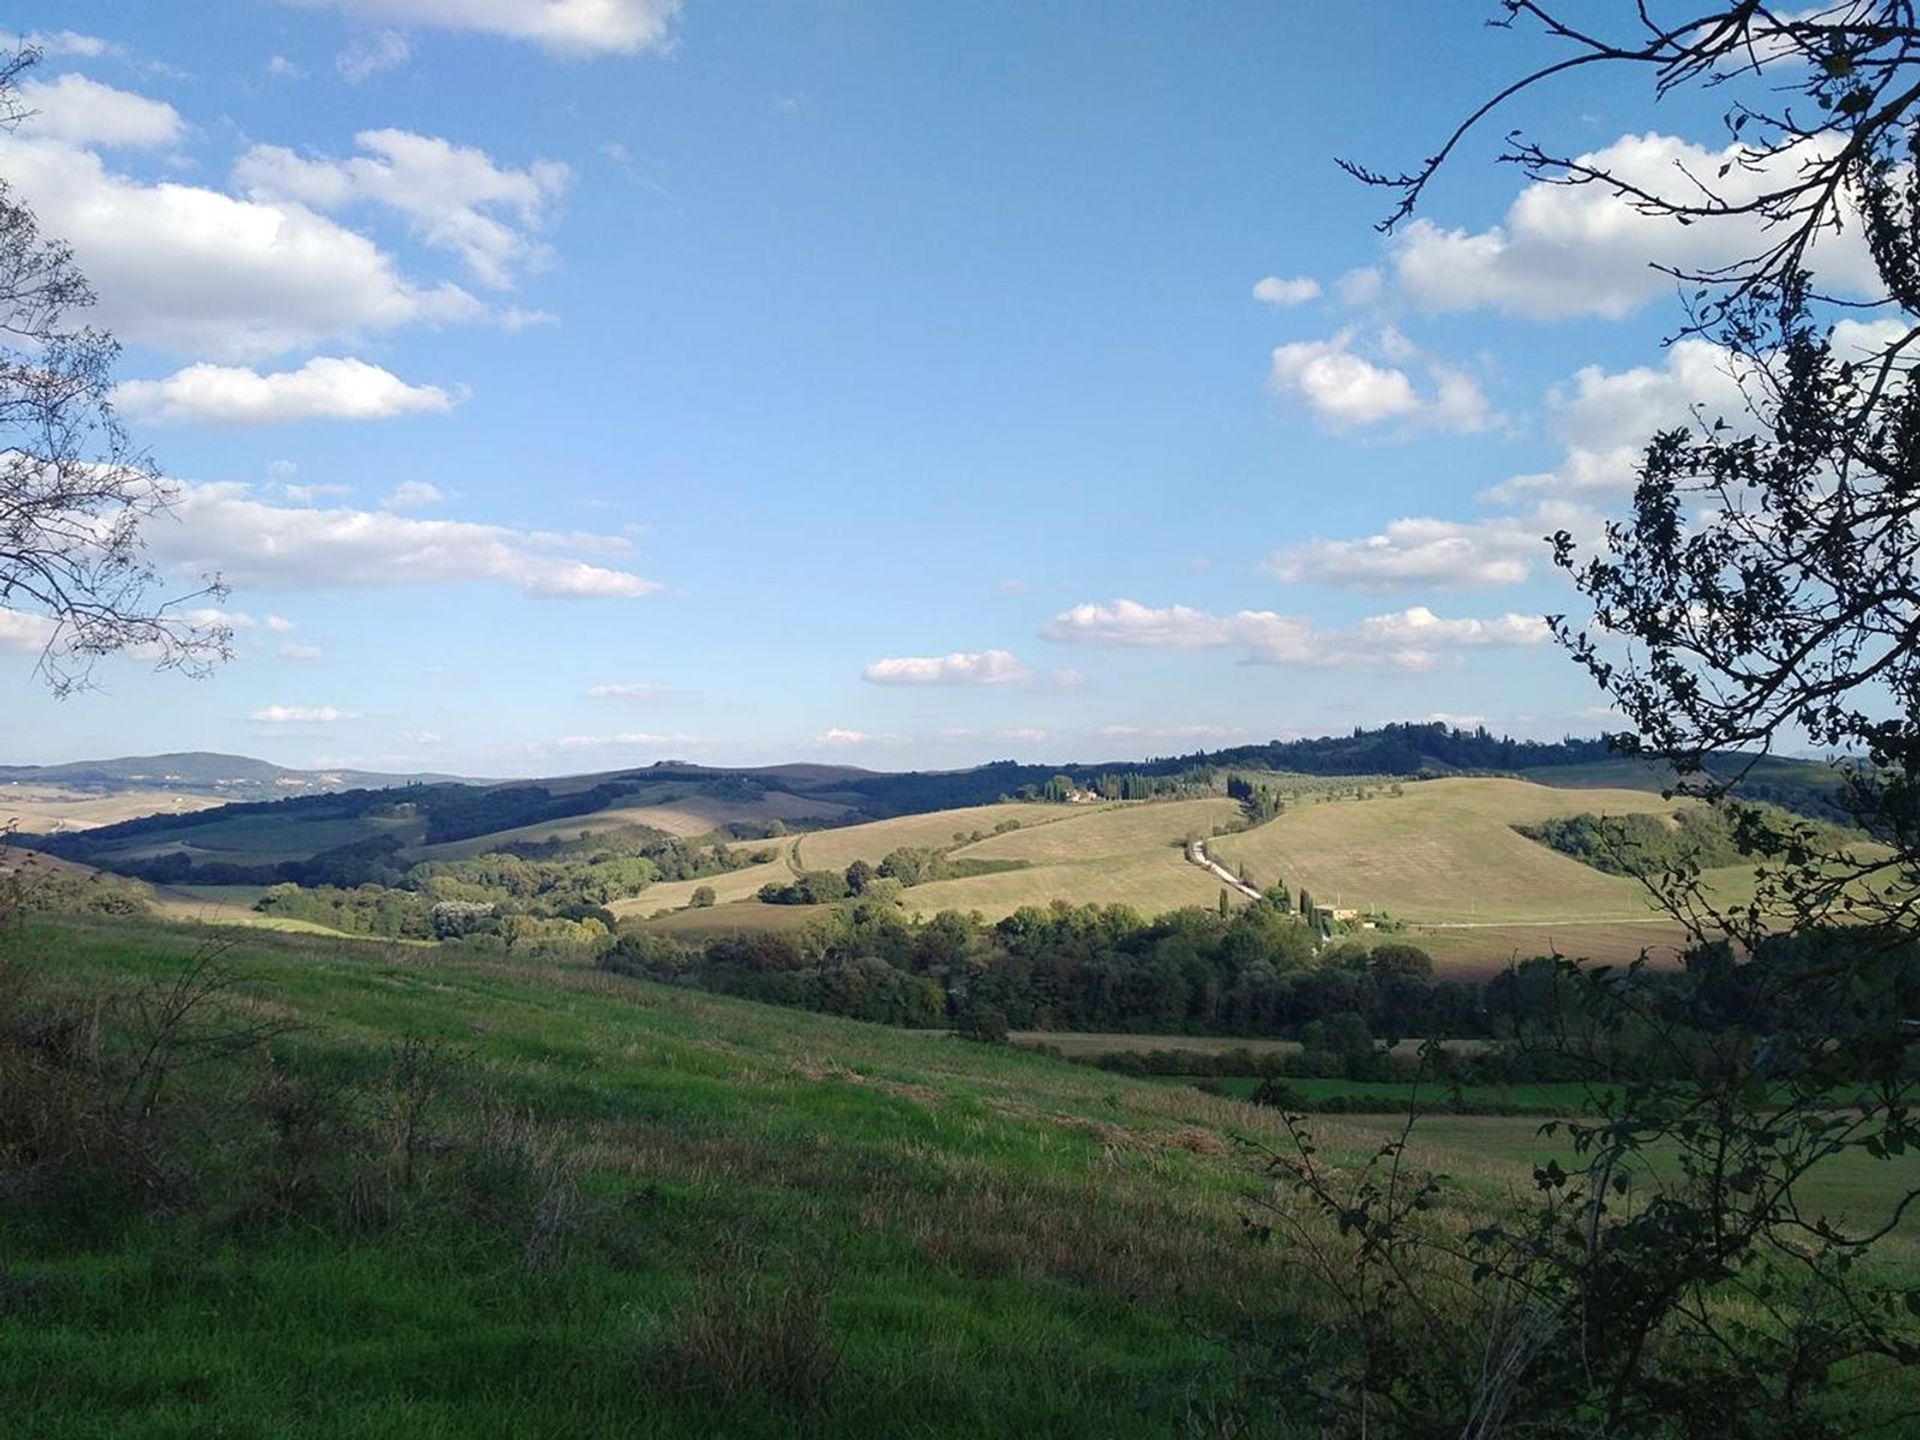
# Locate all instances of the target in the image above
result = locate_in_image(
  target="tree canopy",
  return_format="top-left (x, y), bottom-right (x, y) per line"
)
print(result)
top-left (0, 47), bottom-right (226, 694)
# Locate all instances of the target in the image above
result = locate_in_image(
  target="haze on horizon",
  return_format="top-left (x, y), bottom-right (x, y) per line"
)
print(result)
top-left (2, 3), bottom-right (1750, 774)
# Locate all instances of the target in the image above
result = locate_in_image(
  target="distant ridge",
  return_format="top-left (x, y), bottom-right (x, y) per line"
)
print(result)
top-left (1, 724), bottom-right (1850, 824)
top-left (0, 751), bottom-right (467, 799)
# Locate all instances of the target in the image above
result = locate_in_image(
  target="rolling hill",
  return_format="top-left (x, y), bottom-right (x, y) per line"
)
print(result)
top-left (8, 728), bottom-right (1858, 970)
top-left (1206, 777), bottom-right (1714, 924)
top-left (643, 779), bottom-right (1778, 970)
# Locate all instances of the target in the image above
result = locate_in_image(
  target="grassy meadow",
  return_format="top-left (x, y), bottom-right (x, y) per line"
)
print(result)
top-left (0, 913), bottom-right (1297, 1437)
top-left (4, 913), bottom-right (1916, 1436)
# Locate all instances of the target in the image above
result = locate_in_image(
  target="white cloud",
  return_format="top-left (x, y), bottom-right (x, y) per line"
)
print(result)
top-left (409, 730), bottom-right (444, 745)
top-left (267, 460), bottom-right (299, 479)
top-left (113, 357), bottom-right (460, 426)
top-left (265, 615), bottom-right (295, 632)
top-left (1050, 668), bottom-right (1085, 690)
top-left (6, 31), bottom-right (115, 58)
top-left (17, 73), bottom-right (182, 148)
top-left (292, 0), bottom-right (682, 56)
top-left (1252, 274), bottom-right (1319, 307)
top-left (996, 727), bottom-right (1049, 744)
top-left (862, 649), bottom-right (1032, 686)
top-left (382, 480), bottom-right (446, 511)
top-left (1484, 338), bottom-right (1755, 504)
top-left (235, 128), bottom-right (569, 289)
top-left (147, 482), bottom-right (660, 598)
top-left (0, 608), bottom-right (58, 653)
top-left (1265, 515), bottom-right (1548, 589)
top-left (248, 704), bottom-right (358, 723)
top-left (337, 29), bottom-right (410, 81)
top-left (1042, 598), bottom-right (1548, 670)
top-left (0, 130), bottom-right (480, 360)
top-left (280, 483), bottom-right (351, 504)
top-left (1335, 266), bottom-right (1384, 306)
top-left (182, 607), bottom-right (259, 630)
top-left (1393, 132), bottom-right (1878, 319)
top-left (278, 642), bottom-right (324, 660)
top-left (1267, 328), bottom-right (1493, 433)
top-left (498, 306), bottom-right (559, 330)
top-left (1044, 600), bottom-right (1241, 649)
top-left (1346, 606), bottom-right (1548, 670)
top-left (818, 727), bottom-right (903, 747)
top-left (266, 54), bottom-right (304, 78)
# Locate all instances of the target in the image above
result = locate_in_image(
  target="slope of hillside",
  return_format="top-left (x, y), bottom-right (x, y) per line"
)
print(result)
top-left (1, 784), bottom-right (227, 834)
top-left (792, 802), bottom-right (1085, 871)
top-left (1206, 777), bottom-right (1693, 921)
top-left (9, 915), bottom-right (1915, 1437)
top-left (0, 914), bottom-right (1315, 1437)
top-left (1202, 777), bottom-right (1773, 958)
top-left (409, 791), bottom-right (852, 860)
top-left (895, 797), bottom-right (1247, 920)
top-left (610, 839), bottom-right (801, 914)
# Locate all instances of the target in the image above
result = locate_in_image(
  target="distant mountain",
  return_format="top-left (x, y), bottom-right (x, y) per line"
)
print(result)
top-left (0, 751), bottom-right (467, 799)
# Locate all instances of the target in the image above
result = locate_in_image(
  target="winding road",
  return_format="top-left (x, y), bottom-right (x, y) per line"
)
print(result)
top-left (1186, 839), bottom-right (1263, 900)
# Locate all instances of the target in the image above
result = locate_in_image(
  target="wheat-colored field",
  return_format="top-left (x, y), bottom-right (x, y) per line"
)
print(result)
top-left (1408, 918), bottom-right (1698, 974)
top-left (888, 797), bottom-right (1245, 921)
top-left (954, 797), bottom-right (1241, 863)
top-left (1, 785), bottom-right (225, 834)
top-left (792, 802), bottom-right (1085, 871)
top-left (1206, 777), bottom-right (1737, 925)
top-left (901, 850), bottom-right (1233, 921)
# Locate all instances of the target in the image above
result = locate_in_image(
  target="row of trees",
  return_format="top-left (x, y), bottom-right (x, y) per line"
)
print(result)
top-left (599, 897), bottom-right (1467, 1037)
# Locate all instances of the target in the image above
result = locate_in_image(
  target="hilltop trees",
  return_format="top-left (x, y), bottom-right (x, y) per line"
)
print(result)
top-left (0, 48), bottom-right (226, 694)
top-left (1227, 6), bottom-right (1920, 1433)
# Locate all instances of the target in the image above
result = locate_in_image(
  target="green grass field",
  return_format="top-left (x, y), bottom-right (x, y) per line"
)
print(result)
top-left (631, 900), bottom-right (831, 937)
top-left (4, 914), bottom-right (1915, 1436)
top-left (1012, 1032), bottom-right (1492, 1059)
top-left (86, 811), bottom-right (428, 868)
top-left (411, 790), bottom-right (853, 860)
top-left (1182, 1075), bottom-right (1605, 1109)
top-left (0, 914), bottom-right (1302, 1437)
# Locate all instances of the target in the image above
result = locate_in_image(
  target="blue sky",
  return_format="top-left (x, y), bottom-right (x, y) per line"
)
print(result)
top-left (1, 2), bottom-right (1796, 775)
